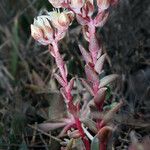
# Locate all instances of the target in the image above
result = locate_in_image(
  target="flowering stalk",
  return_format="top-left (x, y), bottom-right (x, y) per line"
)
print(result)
top-left (31, 0), bottom-right (122, 150)
top-left (59, 0), bottom-right (120, 149)
top-left (51, 40), bottom-right (90, 150)
top-left (62, 1), bottom-right (120, 149)
top-left (31, 9), bottom-right (90, 150)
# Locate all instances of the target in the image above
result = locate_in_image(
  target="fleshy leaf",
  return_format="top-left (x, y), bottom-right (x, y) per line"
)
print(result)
top-left (85, 65), bottom-right (99, 84)
top-left (94, 12), bottom-right (109, 27)
top-left (82, 25), bottom-right (90, 42)
top-left (64, 64), bottom-right (68, 77)
top-left (89, 34), bottom-right (100, 64)
top-left (79, 44), bottom-right (92, 64)
top-left (68, 101), bottom-right (78, 117)
top-left (48, 44), bottom-right (55, 57)
top-left (54, 73), bottom-right (67, 87)
top-left (93, 87), bottom-right (107, 109)
top-left (60, 87), bottom-right (68, 102)
top-left (58, 123), bottom-right (75, 137)
top-left (94, 53), bottom-right (106, 74)
top-left (38, 122), bottom-right (67, 132)
top-left (66, 77), bottom-right (75, 92)
top-left (80, 78), bottom-right (94, 96)
top-left (91, 135), bottom-right (99, 150)
top-left (99, 74), bottom-right (119, 88)
top-left (76, 14), bottom-right (88, 25)
top-left (103, 100), bottom-right (123, 124)
top-left (82, 118), bottom-right (97, 134)
top-left (97, 126), bottom-right (113, 142)
top-left (67, 130), bottom-right (81, 139)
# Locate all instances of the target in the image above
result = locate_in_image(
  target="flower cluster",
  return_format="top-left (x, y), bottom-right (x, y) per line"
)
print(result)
top-left (31, 10), bottom-right (74, 45)
top-left (47, 0), bottom-right (118, 65)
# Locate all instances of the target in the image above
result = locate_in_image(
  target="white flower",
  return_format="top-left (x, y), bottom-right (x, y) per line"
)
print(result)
top-left (31, 10), bottom-right (74, 45)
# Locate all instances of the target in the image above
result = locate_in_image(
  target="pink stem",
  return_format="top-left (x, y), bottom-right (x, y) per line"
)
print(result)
top-left (50, 41), bottom-right (90, 150)
top-left (52, 41), bottom-right (67, 83)
top-left (75, 118), bottom-right (90, 150)
top-left (88, 21), bottom-right (98, 64)
top-left (83, 137), bottom-right (90, 150)
top-left (87, 20), bottom-right (107, 150)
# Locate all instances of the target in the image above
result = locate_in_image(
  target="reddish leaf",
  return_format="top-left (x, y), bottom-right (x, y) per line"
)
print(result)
top-left (79, 44), bottom-right (92, 64)
top-left (60, 87), bottom-right (68, 102)
top-left (99, 74), bottom-right (119, 88)
top-left (68, 101), bottom-right (78, 117)
top-left (80, 78), bottom-right (94, 96)
top-left (67, 77), bottom-right (75, 91)
top-left (97, 126), bottom-right (113, 142)
top-left (67, 130), bottom-right (81, 138)
top-left (103, 100), bottom-right (123, 124)
top-left (94, 12), bottom-right (109, 27)
top-left (89, 34), bottom-right (100, 64)
top-left (76, 14), bottom-right (88, 25)
top-left (38, 122), bottom-right (67, 132)
top-left (94, 53), bottom-right (106, 74)
top-left (93, 87), bottom-right (107, 108)
top-left (48, 44), bottom-right (55, 57)
top-left (58, 123), bottom-right (76, 137)
top-left (85, 65), bottom-right (99, 84)
top-left (82, 25), bottom-right (90, 42)
top-left (54, 73), bottom-right (67, 87)
top-left (64, 64), bottom-right (68, 77)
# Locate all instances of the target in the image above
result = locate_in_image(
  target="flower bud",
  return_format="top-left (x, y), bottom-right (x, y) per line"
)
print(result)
top-left (31, 24), bottom-right (43, 41)
top-left (58, 13), bottom-right (70, 27)
top-left (82, 0), bottom-right (94, 17)
top-left (70, 0), bottom-right (85, 13)
top-left (31, 16), bottom-right (54, 45)
top-left (50, 11), bottom-right (74, 31)
top-left (31, 10), bottom-right (74, 45)
top-left (97, 0), bottom-right (110, 11)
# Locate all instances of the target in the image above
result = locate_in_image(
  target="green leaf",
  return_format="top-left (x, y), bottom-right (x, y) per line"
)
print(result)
top-left (11, 18), bottom-right (19, 77)
top-left (91, 135), bottom-right (99, 150)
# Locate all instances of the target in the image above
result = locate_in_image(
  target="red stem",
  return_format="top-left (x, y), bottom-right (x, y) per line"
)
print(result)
top-left (52, 41), bottom-right (67, 83)
top-left (88, 20), bottom-right (108, 150)
top-left (100, 141), bottom-right (106, 150)
top-left (88, 21), bottom-right (98, 64)
top-left (51, 41), bottom-right (90, 150)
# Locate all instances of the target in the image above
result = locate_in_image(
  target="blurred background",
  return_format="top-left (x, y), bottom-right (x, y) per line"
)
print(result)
top-left (0, 0), bottom-right (150, 149)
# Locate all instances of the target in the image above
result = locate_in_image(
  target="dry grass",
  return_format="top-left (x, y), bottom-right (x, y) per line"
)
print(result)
top-left (0, 0), bottom-right (149, 149)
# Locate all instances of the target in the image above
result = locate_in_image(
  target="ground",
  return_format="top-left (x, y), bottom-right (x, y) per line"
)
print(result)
top-left (0, 0), bottom-right (149, 149)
